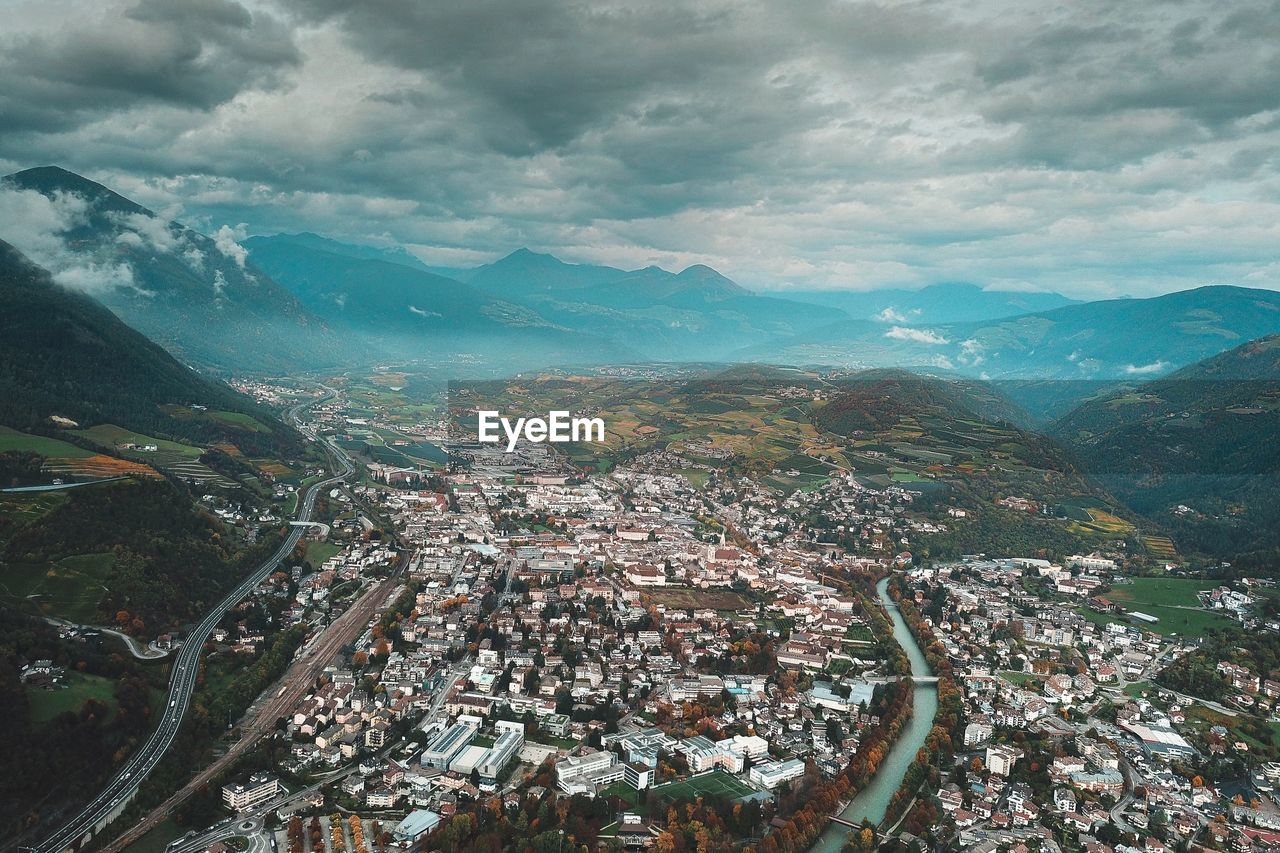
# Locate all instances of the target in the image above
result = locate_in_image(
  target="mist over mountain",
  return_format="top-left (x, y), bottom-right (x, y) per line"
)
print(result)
top-left (0, 167), bottom-right (351, 373)
top-left (4, 168), bottom-right (1280, 386)
top-left (243, 235), bottom-right (637, 368)
top-left (745, 285), bottom-right (1280, 380)
top-left (0, 239), bottom-right (298, 454)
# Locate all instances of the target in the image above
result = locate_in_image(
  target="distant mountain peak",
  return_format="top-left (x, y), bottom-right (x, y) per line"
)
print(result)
top-left (4, 165), bottom-right (150, 216)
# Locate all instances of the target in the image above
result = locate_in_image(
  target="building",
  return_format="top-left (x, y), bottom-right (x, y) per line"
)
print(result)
top-left (478, 721), bottom-right (525, 788)
top-left (1070, 769), bottom-right (1124, 795)
top-left (555, 750), bottom-right (624, 796)
top-left (1120, 722), bottom-right (1197, 759)
top-left (964, 721), bottom-right (993, 747)
top-left (749, 758), bottom-right (805, 789)
top-left (221, 773), bottom-right (280, 811)
top-left (392, 810), bottom-right (441, 844)
top-left (422, 722), bottom-right (477, 769)
top-left (986, 744), bottom-right (1021, 777)
top-left (624, 761), bottom-right (655, 790)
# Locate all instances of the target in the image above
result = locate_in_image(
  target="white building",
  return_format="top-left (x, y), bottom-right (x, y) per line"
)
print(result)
top-left (222, 773), bottom-right (280, 811)
top-left (749, 759), bottom-right (805, 789)
top-left (986, 744), bottom-right (1021, 777)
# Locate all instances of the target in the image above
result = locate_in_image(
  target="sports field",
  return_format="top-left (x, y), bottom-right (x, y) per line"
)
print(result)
top-left (651, 770), bottom-right (758, 802)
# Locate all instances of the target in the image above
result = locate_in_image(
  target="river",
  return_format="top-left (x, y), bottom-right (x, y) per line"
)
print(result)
top-left (810, 576), bottom-right (938, 852)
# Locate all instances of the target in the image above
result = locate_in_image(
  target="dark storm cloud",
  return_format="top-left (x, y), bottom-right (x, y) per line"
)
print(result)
top-left (1, 0), bottom-right (1279, 296)
top-left (0, 0), bottom-right (299, 132)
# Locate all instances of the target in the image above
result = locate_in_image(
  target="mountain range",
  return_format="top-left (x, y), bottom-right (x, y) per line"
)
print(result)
top-left (7, 167), bottom-right (1280, 385)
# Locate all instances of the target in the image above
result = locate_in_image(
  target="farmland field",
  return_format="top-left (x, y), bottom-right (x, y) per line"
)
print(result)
top-left (1106, 577), bottom-right (1216, 609)
top-left (0, 426), bottom-right (94, 458)
top-left (1080, 577), bottom-right (1235, 637)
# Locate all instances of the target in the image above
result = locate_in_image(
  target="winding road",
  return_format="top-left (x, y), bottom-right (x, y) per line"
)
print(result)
top-left (34, 393), bottom-right (353, 853)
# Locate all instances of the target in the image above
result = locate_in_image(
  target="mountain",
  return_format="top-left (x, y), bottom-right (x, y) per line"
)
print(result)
top-left (461, 248), bottom-right (849, 360)
top-left (0, 239), bottom-right (299, 456)
top-left (1052, 335), bottom-right (1280, 560)
top-left (742, 285), bottom-right (1280, 382)
top-left (1, 166), bottom-right (349, 372)
top-left (253, 231), bottom-right (476, 278)
top-left (782, 282), bottom-right (1077, 324)
top-left (242, 236), bottom-right (637, 369)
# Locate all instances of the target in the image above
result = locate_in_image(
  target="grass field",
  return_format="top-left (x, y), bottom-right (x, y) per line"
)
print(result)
top-left (69, 424), bottom-right (233, 485)
top-left (651, 770), bottom-right (758, 802)
top-left (1079, 598), bottom-right (1233, 638)
top-left (0, 426), bottom-right (94, 458)
top-left (0, 552), bottom-right (114, 622)
top-left (1095, 577), bottom-right (1235, 637)
top-left (1000, 671), bottom-right (1043, 687)
top-left (306, 541), bottom-right (343, 566)
top-left (70, 424), bottom-right (203, 456)
top-left (28, 671), bottom-right (119, 724)
top-left (1107, 577), bottom-right (1216, 608)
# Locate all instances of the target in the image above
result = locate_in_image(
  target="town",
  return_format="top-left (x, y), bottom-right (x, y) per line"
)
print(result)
top-left (75, 378), bottom-right (1269, 853)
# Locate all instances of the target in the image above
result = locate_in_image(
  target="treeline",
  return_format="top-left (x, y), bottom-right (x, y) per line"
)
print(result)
top-left (755, 678), bottom-right (914, 853)
top-left (919, 505), bottom-right (1096, 563)
top-left (0, 242), bottom-right (300, 458)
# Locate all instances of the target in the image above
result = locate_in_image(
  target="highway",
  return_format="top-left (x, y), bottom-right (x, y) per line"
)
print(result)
top-left (34, 393), bottom-right (354, 853)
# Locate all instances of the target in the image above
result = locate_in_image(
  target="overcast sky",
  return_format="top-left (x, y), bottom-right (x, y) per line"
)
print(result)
top-left (2, 0), bottom-right (1279, 297)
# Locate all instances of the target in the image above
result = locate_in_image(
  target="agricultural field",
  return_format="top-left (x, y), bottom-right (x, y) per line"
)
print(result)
top-left (0, 426), bottom-right (154, 480)
top-left (158, 404), bottom-right (269, 433)
top-left (68, 424), bottom-right (232, 485)
top-left (650, 770), bottom-right (759, 802)
top-left (27, 671), bottom-right (119, 725)
top-left (305, 540), bottom-right (343, 567)
top-left (1106, 577), bottom-right (1217, 609)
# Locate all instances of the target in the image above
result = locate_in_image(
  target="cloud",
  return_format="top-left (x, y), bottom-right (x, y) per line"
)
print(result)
top-left (114, 211), bottom-right (179, 252)
top-left (875, 307), bottom-right (907, 323)
top-left (408, 305), bottom-right (441, 318)
top-left (0, 186), bottom-right (151, 295)
top-left (56, 261), bottom-right (146, 296)
top-left (884, 326), bottom-right (949, 345)
top-left (0, 1), bottom-right (1278, 298)
top-left (0, 0), bottom-right (299, 133)
top-left (183, 246), bottom-right (206, 272)
top-left (1124, 360), bottom-right (1170, 375)
top-left (212, 223), bottom-right (248, 267)
top-left (958, 338), bottom-right (985, 366)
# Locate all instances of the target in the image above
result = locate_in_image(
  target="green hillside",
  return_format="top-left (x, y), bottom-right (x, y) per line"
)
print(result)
top-left (1052, 336), bottom-right (1280, 563)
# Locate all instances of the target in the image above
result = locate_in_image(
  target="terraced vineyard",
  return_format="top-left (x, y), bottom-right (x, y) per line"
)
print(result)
top-left (69, 425), bottom-right (235, 486)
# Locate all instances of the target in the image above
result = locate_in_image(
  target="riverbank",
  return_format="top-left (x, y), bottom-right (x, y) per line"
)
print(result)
top-left (809, 576), bottom-right (938, 853)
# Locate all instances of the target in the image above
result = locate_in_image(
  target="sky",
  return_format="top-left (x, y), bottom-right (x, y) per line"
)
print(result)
top-left (1, 0), bottom-right (1279, 298)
